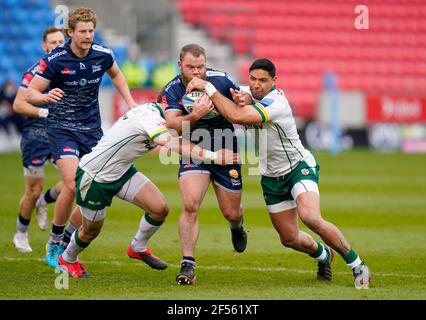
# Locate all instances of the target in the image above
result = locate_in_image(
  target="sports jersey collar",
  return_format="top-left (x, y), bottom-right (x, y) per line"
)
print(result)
top-left (152, 103), bottom-right (165, 119)
top-left (271, 85), bottom-right (276, 92)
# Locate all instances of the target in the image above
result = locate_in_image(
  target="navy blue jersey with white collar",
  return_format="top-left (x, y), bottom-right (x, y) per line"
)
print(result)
top-left (162, 68), bottom-right (240, 152)
top-left (35, 40), bottom-right (114, 132)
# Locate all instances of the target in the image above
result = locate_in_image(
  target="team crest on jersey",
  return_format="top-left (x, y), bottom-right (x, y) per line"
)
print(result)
top-left (301, 168), bottom-right (310, 176)
top-left (229, 169), bottom-right (239, 179)
top-left (92, 64), bottom-right (102, 73)
top-left (80, 63), bottom-right (86, 70)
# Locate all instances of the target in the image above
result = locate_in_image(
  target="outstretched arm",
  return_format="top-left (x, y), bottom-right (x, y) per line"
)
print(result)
top-left (107, 61), bottom-right (137, 109)
top-left (186, 77), bottom-right (264, 125)
top-left (153, 132), bottom-right (239, 165)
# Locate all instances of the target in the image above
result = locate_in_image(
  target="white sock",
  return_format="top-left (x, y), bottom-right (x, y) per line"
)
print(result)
top-left (62, 231), bottom-right (88, 263)
top-left (36, 194), bottom-right (47, 207)
top-left (131, 214), bottom-right (163, 252)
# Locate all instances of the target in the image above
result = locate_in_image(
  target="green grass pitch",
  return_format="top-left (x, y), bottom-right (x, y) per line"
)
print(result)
top-left (0, 150), bottom-right (425, 300)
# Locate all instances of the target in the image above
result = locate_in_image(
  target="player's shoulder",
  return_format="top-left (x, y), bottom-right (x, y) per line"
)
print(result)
top-left (44, 43), bottom-right (68, 63)
top-left (20, 61), bottom-right (40, 87)
top-left (261, 87), bottom-right (288, 107)
top-left (24, 60), bottom-right (41, 76)
top-left (91, 42), bottom-right (114, 56)
top-left (206, 68), bottom-right (232, 80)
top-left (163, 75), bottom-right (182, 92)
top-left (207, 68), bottom-right (238, 87)
top-left (128, 102), bottom-right (164, 119)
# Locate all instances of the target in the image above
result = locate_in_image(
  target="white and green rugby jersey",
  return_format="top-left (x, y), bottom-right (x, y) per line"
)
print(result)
top-left (79, 102), bottom-right (168, 183)
top-left (241, 86), bottom-right (315, 177)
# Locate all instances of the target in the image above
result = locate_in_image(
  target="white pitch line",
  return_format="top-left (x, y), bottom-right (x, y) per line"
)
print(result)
top-left (3, 256), bottom-right (426, 279)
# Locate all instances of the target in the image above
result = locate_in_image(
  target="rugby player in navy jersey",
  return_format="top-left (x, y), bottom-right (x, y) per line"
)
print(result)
top-left (162, 44), bottom-right (247, 285)
top-left (11, 27), bottom-right (65, 253)
top-left (26, 7), bottom-right (137, 267)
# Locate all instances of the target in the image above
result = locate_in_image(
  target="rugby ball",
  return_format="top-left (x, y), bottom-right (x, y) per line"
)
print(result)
top-left (182, 90), bottom-right (220, 120)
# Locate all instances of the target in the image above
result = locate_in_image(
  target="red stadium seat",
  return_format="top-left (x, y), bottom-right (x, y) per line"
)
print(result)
top-left (175, 0), bottom-right (426, 118)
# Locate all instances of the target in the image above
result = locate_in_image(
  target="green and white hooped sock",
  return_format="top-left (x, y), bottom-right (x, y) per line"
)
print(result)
top-left (131, 214), bottom-right (163, 252)
top-left (62, 229), bottom-right (90, 263)
top-left (310, 241), bottom-right (329, 263)
top-left (344, 249), bottom-right (362, 269)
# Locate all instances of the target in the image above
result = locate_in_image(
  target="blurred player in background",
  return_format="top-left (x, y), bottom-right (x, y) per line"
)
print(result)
top-left (12, 26), bottom-right (65, 253)
top-left (58, 95), bottom-right (238, 278)
top-left (26, 7), bottom-right (137, 267)
top-left (187, 58), bottom-right (371, 289)
top-left (162, 44), bottom-right (247, 285)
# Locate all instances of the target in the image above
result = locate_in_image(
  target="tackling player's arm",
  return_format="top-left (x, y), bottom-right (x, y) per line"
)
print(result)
top-left (153, 132), bottom-right (238, 165)
top-left (107, 61), bottom-right (137, 108)
top-left (187, 78), bottom-right (263, 125)
top-left (26, 76), bottom-right (64, 106)
top-left (13, 88), bottom-right (49, 118)
top-left (164, 95), bottom-right (214, 135)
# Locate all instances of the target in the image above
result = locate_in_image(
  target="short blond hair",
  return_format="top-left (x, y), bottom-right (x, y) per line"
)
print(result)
top-left (67, 7), bottom-right (97, 31)
top-left (179, 44), bottom-right (206, 62)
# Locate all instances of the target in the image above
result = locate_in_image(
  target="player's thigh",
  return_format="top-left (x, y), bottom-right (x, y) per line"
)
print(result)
top-left (56, 157), bottom-right (79, 188)
top-left (178, 172), bottom-right (211, 212)
top-left (269, 208), bottom-right (299, 241)
top-left (130, 180), bottom-right (169, 219)
top-left (212, 183), bottom-right (242, 215)
top-left (295, 190), bottom-right (321, 222)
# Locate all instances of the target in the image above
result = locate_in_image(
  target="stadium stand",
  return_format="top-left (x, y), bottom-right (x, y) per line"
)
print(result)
top-left (175, 0), bottom-right (426, 118)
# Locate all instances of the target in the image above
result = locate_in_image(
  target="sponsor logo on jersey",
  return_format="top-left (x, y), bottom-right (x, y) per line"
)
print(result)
top-left (64, 77), bottom-right (101, 86)
top-left (21, 73), bottom-right (33, 87)
top-left (38, 59), bottom-right (47, 74)
top-left (88, 77), bottom-right (101, 84)
top-left (61, 67), bottom-right (76, 75)
top-left (48, 50), bottom-right (67, 62)
top-left (92, 64), bottom-right (102, 73)
top-left (80, 62), bottom-right (86, 70)
top-left (30, 65), bottom-right (39, 75)
top-left (229, 169), bottom-right (239, 179)
top-left (92, 44), bottom-right (112, 55)
top-left (206, 70), bottom-right (226, 77)
top-left (301, 168), bottom-right (310, 175)
top-left (231, 178), bottom-right (241, 186)
top-left (64, 80), bottom-right (78, 86)
top-left (88, 200), bottom-right (102, 205)
top-left (31, 158), bottom-right (41, 165)
top-left (63, 146), bottom-right (78, 154)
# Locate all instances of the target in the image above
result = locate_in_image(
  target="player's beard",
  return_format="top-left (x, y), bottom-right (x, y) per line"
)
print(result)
top-left (181, 71), bottom-right (206, 87)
